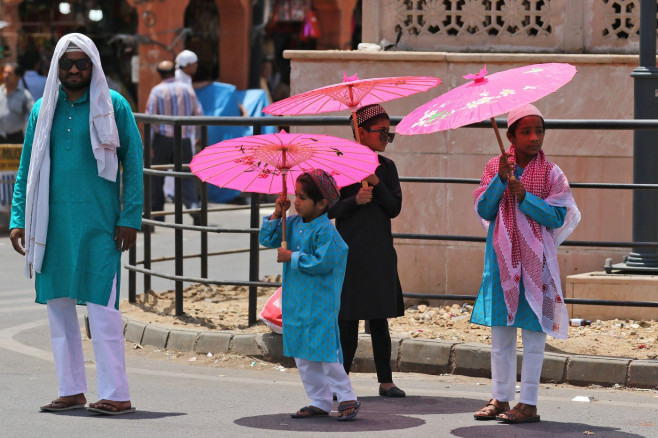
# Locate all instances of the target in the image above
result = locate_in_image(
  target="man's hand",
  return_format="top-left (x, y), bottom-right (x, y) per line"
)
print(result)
top-left (9, 228), bottom-right (25, 256)
top-left (114, 226), bottom-right (137, 252)
top-left (277, 247), bottom-right (292, 263)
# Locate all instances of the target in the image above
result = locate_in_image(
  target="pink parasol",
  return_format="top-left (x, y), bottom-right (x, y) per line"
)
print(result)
top-left (190, 130), bottom-right (379, 246)
top-left (263, 72), bottom-right (441, 144)
top-left (397, 63), bottom-right (577, 161)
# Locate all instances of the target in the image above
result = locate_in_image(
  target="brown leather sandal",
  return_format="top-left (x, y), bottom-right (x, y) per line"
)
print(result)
top-left (473, 398), bottom-right (510, 420)
top-left (497, 402), bottom-right (540, 423)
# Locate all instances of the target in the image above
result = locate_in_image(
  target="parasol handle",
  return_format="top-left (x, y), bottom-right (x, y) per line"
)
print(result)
top-left (352, 110), bottom-right (361, 144)
top-left (490, 117), bottom-right (515, 181)
top-left (352, 109), bottom-right (369, 188)
top-left (281, 169), bottom-right (287, 248)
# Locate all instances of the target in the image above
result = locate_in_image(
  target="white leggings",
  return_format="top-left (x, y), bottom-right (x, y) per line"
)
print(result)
top-left (491, 325), bottom-right (546, 405)
top-left (295, 356), bottom-right (357, 413)
top-left (46, 274), bottom-right (130, 401)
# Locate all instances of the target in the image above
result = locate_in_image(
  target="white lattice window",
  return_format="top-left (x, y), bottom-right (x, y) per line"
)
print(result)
top-left (394, 0), bottom-right (553, 38)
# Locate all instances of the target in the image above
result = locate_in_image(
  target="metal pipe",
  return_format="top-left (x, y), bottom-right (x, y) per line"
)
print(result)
top-left (248, 124), bottom-right (262, 326)
top-left (143, 123), bottom-right (152, 293)
top-left (200, 125), bottom-right (208, 279)
top-left (174, 124), bottom-right (184, 316)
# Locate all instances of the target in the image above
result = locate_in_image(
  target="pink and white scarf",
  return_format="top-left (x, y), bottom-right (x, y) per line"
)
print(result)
top-left (473, 146), bottom-right (580, 339)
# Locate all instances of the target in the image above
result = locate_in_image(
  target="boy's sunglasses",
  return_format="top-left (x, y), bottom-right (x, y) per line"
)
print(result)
top-left (364, 127), bottom-right (395, 143)
top-left (59, 58), bottom-right (92, 71)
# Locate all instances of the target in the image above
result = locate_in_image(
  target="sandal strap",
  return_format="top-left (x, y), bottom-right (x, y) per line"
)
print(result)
top-left (92, 400), bottom-right (131, 411)
top-left (338, 402), bottom-right (358, 411)
top-left (476, 399), bottom-right (509, 415)
top-left (500, 403), bottom-right (537, 420)
top-left (300, 406), bottom-right (326, 414)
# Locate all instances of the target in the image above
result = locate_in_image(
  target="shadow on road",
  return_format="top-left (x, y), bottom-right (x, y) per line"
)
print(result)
top-left (234, 395), bottom-right (476, 432)
top-left (41, 409), bottom-right (187, 420)
top-left (451, 422), bottom-right (647, 438)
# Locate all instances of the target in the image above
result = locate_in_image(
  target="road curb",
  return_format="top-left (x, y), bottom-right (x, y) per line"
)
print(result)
top-left (122, 318), bottom-right (658, 390)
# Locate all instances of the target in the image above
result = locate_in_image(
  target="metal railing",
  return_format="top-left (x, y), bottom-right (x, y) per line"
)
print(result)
top-left (127, 115), bottom-right (658, 324)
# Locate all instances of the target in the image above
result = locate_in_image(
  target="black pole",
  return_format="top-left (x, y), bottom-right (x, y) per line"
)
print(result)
top-left (129, 245), bottom-right (136, 303)
top-left (248, 124), bottom-right (262, 325)
top-left (143, 123), bottom-right (152, 293)
top-left (200, 125), bottom-right (208, 279)
top-left (627, 0), bottom-right (658, 268)
top-left (174, 124), bottom-right (184, 315)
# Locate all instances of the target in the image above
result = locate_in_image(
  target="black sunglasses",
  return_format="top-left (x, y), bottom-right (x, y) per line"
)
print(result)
top-left (59, 58), bottom-right (92, 71)
top-left (364, 127), bottom-right (395, 143)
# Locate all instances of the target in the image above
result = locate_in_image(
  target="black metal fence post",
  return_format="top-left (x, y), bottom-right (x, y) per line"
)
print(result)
top-left (200, 125), bottom-right (208, 279)
top-left (248, 124), bottom-right (263, 325)
top-left (174, 124), bottom-right (184, 316)
top-left (143, 123), bottom-right (152, 293)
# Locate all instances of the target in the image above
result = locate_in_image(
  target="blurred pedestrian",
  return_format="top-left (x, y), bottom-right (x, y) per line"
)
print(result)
top-left (471, 104), bottom-right (580, 423)
top-left (9, 33), bottom-right (142, 415)
top-left (0, 62), bottom-right (34, 143)
top-left (328, 104), bottom-right (406, 398)
top-left (20, 51), bottom-right (47, 101)
top-left (175, 49), bottom-right (198, 86)
top-left (146, 60), bottom-right (203, 224)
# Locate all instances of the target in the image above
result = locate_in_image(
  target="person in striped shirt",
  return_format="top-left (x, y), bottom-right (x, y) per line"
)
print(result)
top-left (145, 60), bottom-right (203, 224)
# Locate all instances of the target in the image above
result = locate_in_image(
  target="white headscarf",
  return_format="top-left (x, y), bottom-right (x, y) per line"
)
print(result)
top-left (175, 50), bottom-right (197, 85)
top-left (23, 33), bottom-right (119, 277)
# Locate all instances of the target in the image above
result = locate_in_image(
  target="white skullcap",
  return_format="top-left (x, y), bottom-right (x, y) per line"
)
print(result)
top-left (65, 42), bottom-right (84, 53)
top-left (507, 103), bottom-right (544, 127)
top-left (175, 50), bottom-right (198, 68)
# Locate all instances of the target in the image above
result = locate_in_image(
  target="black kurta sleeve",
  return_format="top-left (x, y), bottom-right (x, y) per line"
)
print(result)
top-left (328, 192), bottom-right (359, 219)
top-left (372, 157), bottom-right (402, 218)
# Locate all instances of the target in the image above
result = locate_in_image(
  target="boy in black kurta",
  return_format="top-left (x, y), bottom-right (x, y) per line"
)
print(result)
top-left (328, 104), bottom-right (405, 397)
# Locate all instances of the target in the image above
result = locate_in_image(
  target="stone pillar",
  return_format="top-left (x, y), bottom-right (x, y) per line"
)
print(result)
top-left (361, 0), bottom-right (381, 45)
top-left (314, 0), bottom-right (359, 50)
top-left (127, 0), bottom-right (190, 112)
top-left (1, 0), bottom-right (23, 62)
top-left (217, 0), bottom-right (251, 89)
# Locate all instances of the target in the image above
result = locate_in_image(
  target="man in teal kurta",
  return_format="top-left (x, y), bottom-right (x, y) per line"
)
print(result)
top-left (9, 34), bottom-right (142, 415)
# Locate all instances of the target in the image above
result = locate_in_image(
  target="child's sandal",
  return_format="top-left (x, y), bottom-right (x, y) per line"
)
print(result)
top-left (497, 402), bottom-right (540, 423)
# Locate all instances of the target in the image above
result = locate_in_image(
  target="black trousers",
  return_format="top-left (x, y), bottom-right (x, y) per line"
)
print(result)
top-left (339, 318), bottom-right (393, 383)
top-left (150, 133), bottom-right (198, 220)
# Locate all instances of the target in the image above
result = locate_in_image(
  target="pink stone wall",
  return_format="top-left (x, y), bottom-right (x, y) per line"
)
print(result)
top-left (286, 50), bottom-right (638, 297)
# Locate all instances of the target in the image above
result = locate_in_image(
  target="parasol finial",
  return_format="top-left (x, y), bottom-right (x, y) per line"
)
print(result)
top-left (343, 72), bottom-right (359, 83)
top-left (463, 65), bottom-right (488, 83)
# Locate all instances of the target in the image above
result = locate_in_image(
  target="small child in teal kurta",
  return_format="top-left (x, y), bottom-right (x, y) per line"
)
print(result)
top-left (259, 169), bottom-right (361, 421)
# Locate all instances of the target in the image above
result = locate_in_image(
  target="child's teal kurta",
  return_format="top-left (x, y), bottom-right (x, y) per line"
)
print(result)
top-left (260, 213), bottom-right (348, 363)
top-left (10, 87), bottom-right (143, 308)
top-left (470, 168), bottom-right (566, 332)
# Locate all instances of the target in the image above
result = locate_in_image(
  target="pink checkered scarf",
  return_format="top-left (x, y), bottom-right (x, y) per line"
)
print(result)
top-left (473, 146), bottom-right (580, 339)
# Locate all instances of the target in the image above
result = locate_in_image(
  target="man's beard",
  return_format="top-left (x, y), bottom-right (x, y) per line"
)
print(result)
top-left (60, 73), bottom-right (92, 91)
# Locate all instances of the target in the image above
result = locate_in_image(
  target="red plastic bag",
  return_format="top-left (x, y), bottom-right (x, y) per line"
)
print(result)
top-left (259, 287), bottom-right (283, 334)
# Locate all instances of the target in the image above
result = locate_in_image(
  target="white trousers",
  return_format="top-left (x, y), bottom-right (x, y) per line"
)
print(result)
top-left (491, 326), bottom-right (546, 405)
top-left (294, 356), bottom-right (357, 413)
top-left (46, 274), bottom-right (130, 401)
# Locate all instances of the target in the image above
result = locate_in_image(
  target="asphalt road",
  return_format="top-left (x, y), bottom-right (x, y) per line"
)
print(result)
top-left (1, 206), bottom-right (657, 437)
